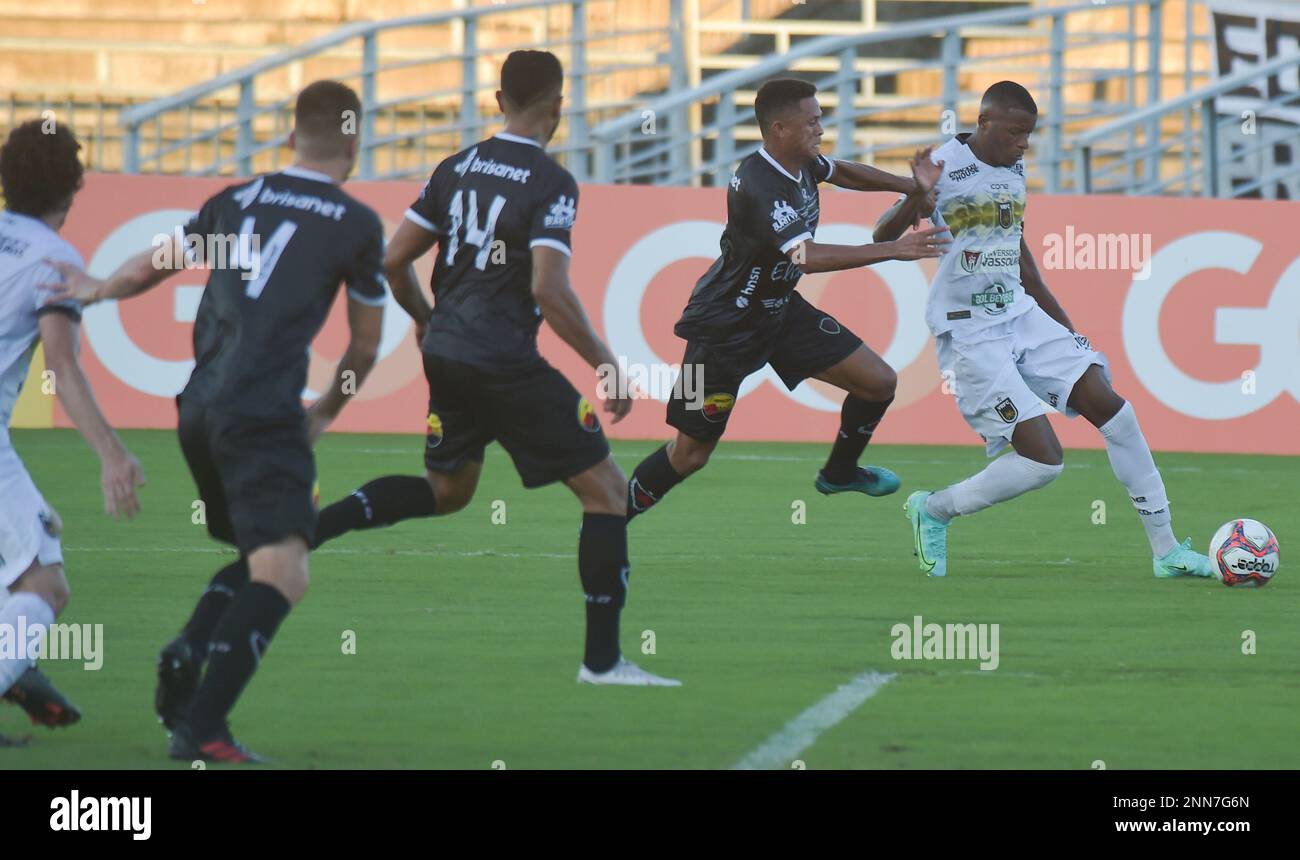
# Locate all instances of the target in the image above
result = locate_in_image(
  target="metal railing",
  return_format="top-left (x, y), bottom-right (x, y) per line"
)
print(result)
top-left (590, 0), bottom-right (1210, 191)
top-left (1074, 51), bottom-right (1300, 198)
top-left (119, 0), bottom-right (684, 181)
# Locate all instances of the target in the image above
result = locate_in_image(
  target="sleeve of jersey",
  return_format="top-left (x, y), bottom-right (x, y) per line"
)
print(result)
top-left (528, 173), bottom-right (579, 257)
top-left (813, 154), bottom-right (835, 183)
top-left (404, 171), bottom-right (442, 235)
top-left (346, 213), bottom-right (388, 307)
top-left (32, 241), bottom-right (85, 322)
top-left (181, 191), bottom-right (223, 267)
top-left (752, 182), bottom-right (814, 255)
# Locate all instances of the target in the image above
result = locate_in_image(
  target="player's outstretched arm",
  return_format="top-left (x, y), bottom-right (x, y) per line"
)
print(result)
top-left (797, 225), bottom-right (950, 273)
top-left (305, 297), bottom-right (384, 444)
top-left (531, 245), bottom-right (631, 423)
top-left (42, 244), bottom-right (179, 307)
top-left (875, 148), bottom-right (943, 242)
top-left (1018, 235), bottom-right (1075, 332)
top-left (826, 160), bottom-right (916, 194)
top-left (382, 218), bottom-right (437, 343)
top-left (38, 312), bottom-right (145, 519)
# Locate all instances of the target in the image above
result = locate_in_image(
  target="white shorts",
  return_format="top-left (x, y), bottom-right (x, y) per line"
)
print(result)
top-left (0, 442), bottom-right (63, 594)
top-left (936, 304), bottom-right (1110, 457)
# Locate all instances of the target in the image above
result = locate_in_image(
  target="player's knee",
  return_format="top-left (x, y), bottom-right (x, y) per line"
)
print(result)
top-left (670, 437), bottom-right (715, 475)
top-left (867, 365), bottom-right (898, 402)
top-left (14, 564), bottom-right (69, 616)
top-left (426, 471), bottom-right (474, 514)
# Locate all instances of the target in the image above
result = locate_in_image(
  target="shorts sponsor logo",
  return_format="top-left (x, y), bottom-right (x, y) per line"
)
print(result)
top-left (426, 412), bottom-right (444, 447)
top-left (819, 316), bottom-right (842, 335)
top-left (947, 163), bottom-right (979, 182)
top-left (995, 397), bottom-right (1019, 423)
top-left (701, 392), bottom-right (736, 423)
top-left (771, 200), bottom-right (799, 232)
top-left (577, 397), bottom-right (600, 432)
top-left (972, 284), bottom-right (1015, 315)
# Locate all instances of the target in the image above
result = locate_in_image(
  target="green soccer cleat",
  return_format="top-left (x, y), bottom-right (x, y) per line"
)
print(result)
top-left (904, 490), bottom-right (948, 577)
top-left (1153, 537), bottom-right (1215, 579)
top-left (815, 466), bottom-right (901, 497)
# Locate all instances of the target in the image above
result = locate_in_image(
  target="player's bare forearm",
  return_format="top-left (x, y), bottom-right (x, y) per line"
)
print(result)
top-left (386, 261), bottom-right (432, 326)
top-left (536, 282), bottom-right (613, 371)
top-left (798, 240), bottom-right (896, 273)
top-left (829, 160), bottom-right (917, 195)
top-left (1020, 238), bottom-right (1074, 331)
top-left (312, 300), bottom-right (383, 423)
top-left (874, 194), bottom-right (927, 243)
top-left (40, 315), bottom-right (126, 461)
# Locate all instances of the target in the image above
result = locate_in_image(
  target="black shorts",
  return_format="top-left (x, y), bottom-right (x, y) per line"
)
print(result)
top-left (422, 353), bottom-right (611, 489)
top-left (177, 396), bottom-right (316, 556)
top-left (668, 292), bottom-right (862, 442)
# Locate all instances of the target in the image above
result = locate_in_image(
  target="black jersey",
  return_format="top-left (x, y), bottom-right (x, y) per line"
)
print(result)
top-left (406, 133), bottom-right (579, 372)
top-left (674, 149), bottom-right (834, 356)
top-left (179, 166), bottom-right (387, 418)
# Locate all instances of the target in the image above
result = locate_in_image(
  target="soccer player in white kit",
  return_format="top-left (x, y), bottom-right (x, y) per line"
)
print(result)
top-left (874, 82), bottom-right (1214, 579)
top-left (0, 120), bottom-right (144, 728)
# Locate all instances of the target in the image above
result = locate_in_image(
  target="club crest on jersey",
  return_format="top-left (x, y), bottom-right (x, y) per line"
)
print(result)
top-left (701, 393), bottom-right (735, 423)
top-left (995, 397), bottom-right (1019, 423)
top-left (426, 412), bottom-right (444, 447)
top-left (544, 195), bottom-right (577, 229)
top-left (577, 397), bottom-right (600, 432)
top-left (972, 284), bottom-right (1014, 315)
top-left (771, 200), bottom-right (799, 232)
top-left (997, 201), bottom-right (1013, 229)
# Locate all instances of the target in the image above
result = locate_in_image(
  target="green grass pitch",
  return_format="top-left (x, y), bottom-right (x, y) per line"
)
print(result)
top-left (3, 428), bottom-right (1296, 769)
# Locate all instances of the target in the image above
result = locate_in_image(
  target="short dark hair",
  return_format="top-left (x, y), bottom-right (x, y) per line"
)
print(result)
top-left (755, 78), bottom-right (818, 136)
top-left (0, 119), bottom-right (84, 218)
top-left (981, 81), bottom-right (1038, 115)
top-left (500, 50), bottom-right (564, 109)
top-left (294, 80), bottom-right (363, 159)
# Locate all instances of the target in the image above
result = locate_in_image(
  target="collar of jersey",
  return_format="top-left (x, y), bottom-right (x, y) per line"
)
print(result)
top-left (494, 132), bottom-right (543, 148)
top-left (0, 209), bottom-right (56, 238)
top-left (280, 165), bottom-right (336, 184)
top-left (758, 147), bottom-right (802, 183)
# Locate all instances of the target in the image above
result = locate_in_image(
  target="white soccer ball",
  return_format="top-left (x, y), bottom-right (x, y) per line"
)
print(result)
top-left (1208, 519), bottom-right (1279, 588)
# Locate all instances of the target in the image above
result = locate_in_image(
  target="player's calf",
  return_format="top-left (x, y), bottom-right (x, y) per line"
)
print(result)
top-left (626, 432), bottom-right (713, 520)
top-left (313, 472), bottom-right (447, 547)
top-left (0, 563), bottom-right (80, 727)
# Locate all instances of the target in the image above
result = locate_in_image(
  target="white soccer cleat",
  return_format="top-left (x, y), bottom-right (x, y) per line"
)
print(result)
top-left (577, 657), bottom-right (681, 687)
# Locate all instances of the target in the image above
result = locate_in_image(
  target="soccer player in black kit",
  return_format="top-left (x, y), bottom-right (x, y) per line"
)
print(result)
top-left (46, 81), bottom-right (387, 761)
top-left (311, 51), bottom-right (679, 686)
top-left (625, 78), bottom-right (950, 521)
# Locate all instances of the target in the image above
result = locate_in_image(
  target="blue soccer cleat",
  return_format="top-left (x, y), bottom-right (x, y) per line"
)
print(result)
top-left (815, 466), bottom-right (901, 498)
top-left (904, 490), bottom-right (949, 577)
top-left (1153, 537), bottom-right (1215, 579)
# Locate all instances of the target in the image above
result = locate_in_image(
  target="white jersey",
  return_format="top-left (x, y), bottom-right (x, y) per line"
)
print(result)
top-left (0, 210), bottom-right (83, 448)
top-left (922, 134), bottom-right (1035, 338)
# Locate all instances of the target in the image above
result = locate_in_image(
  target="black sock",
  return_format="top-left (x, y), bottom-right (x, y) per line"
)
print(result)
top-left (314, 475), bottom-right (437, 547)
top-left (626, 444), bottom-right (685, 521)
top-left (186, 582), bottom-right (290, 737)
top-left (578, 513), bottom-right (628, 673)
top-left (182, 559), bottom-right (249, 657)
top-left (822, 394), bottom-right (894, 482)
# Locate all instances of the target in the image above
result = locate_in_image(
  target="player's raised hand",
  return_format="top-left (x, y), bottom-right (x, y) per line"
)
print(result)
top-left (40, 259), bottom-right (106, 306)
top-left (910, 147), bottom-right (944, 196)
top-left (889, 224), bottom-right (951, 260)
top-left (102, 446), bottom-right (145, 520)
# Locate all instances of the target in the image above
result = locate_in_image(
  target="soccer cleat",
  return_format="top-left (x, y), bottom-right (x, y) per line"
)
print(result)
top-left (577, 657), bottom-right (681, 687)
top-left (168, 721), bottom-right (267, 764)
top-left (1, 666), bottom-right (82, 728)
top-left (904, 490), bottom-right (949, 578)
top-left (155, 636), bottom-right (202, 732)
top-left (815, 466), bottom-right (901, 497)
top-left (1153, 537), bottom-right (1215, 579)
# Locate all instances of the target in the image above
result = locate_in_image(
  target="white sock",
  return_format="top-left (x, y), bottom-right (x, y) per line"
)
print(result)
top-left (0, 592), bottom-right (54, 695)
top-left (1098, 401), bottom-right (1177, 557)
top-left (926, 452), bottom-right (1063, 521)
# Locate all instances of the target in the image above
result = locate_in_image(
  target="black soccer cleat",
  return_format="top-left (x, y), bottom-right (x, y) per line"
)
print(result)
top-left (155, 636), bottom-right (202, 732)
top-left (1, 666), bottom-right (82, 728)
top-left (168, 720), bottom-right (267, 765)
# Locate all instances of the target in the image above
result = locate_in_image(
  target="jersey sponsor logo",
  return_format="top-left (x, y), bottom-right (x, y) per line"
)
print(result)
top-left (729, 174), bottom-right (740, 191)
top-left (995, 397), bottom-right (1019, 423)
top-left (233, 177), bottom-right (264, 210)
top-left (771, 200), bottom-right (799, 232)
top-left (701, 392), bottom-right (735, 423)
top-left (759, 294), bottom-right (792, 312)
top-left (947, 163), bottom-right (980, 182)
top-left (577, 396), bottom-right (600, 432)
top-left (0, 233), bottom-right (31, 257)
top-left (453, 146), bottom-right (533, 184)
top-left (972, 284), bottom-right (1015, 315)
top-left (1011, 162), bottom-right (1024, 176)
top-left (737, 265), bottom-right (761, 308)
top-left (426, 411), bottom-right (444, 447)
top-left (543, 195), bottom-right (577, 229)
top-left (947, 310), bottom-right (972, 321)
top-left (960, 247), bottom-right (1019, 273)
top-left (1047, 392), bottom-right (1059, 408)
top-left (252, 185), bottom-right (346, 221)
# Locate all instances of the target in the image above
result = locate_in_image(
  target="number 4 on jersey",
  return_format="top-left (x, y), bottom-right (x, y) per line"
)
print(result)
top-left (446, 190), bottom-right (507, 271)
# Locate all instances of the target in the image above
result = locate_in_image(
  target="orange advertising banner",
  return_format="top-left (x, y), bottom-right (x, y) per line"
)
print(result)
top-left (46, 172), bottom-right (1300, 455)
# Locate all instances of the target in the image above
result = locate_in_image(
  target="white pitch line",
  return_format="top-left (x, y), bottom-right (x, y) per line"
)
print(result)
top-left (733, 671), bottom-right (896, 770)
